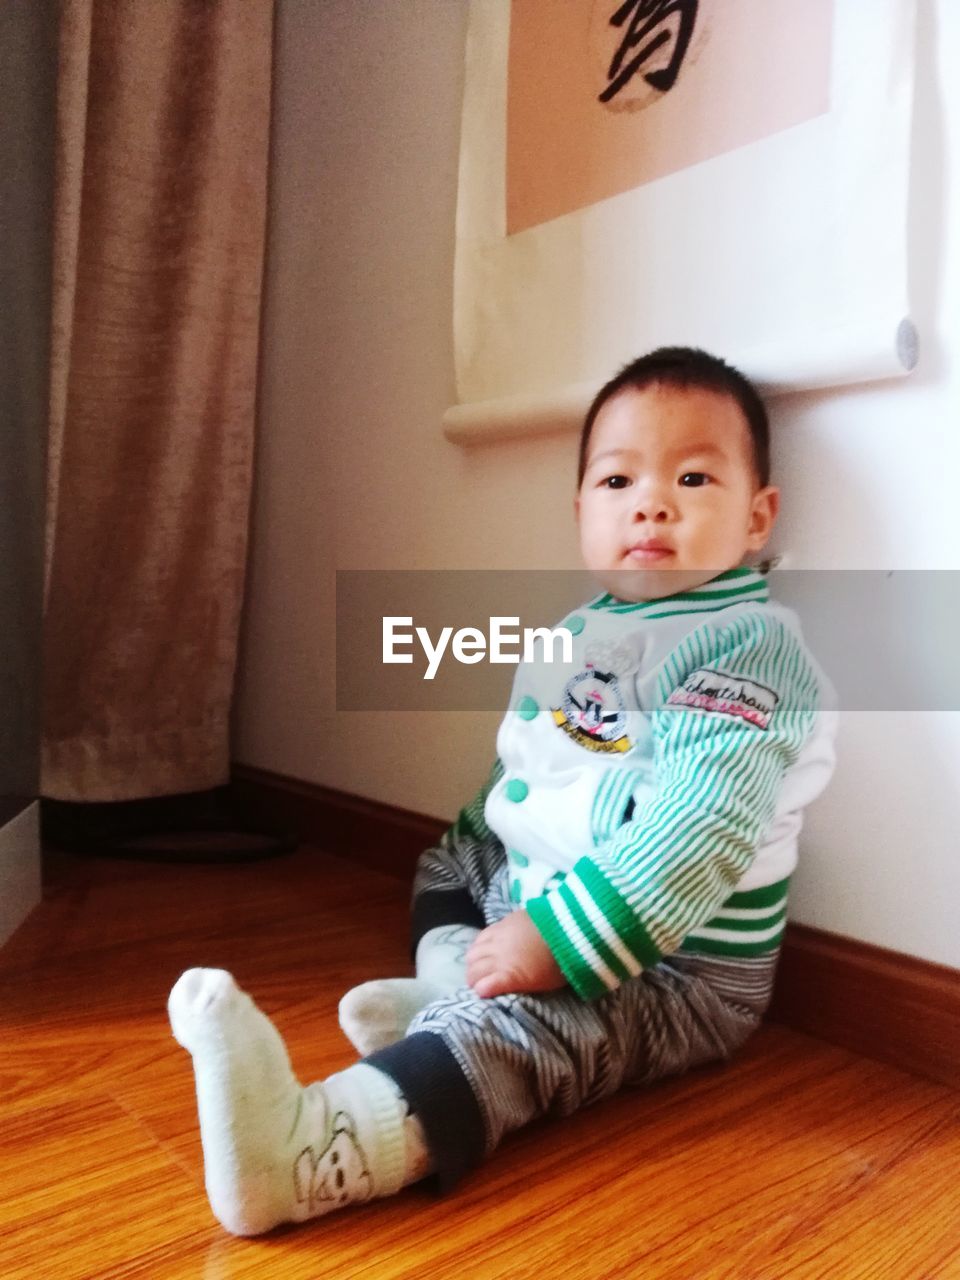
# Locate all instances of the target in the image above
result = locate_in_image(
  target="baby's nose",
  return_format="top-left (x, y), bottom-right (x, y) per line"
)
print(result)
top-left (632, 493), bottom-right (675, 521)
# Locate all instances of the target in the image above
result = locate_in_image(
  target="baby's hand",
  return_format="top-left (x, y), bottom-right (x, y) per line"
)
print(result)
top-left (466, 910), bottom-right (566, 999)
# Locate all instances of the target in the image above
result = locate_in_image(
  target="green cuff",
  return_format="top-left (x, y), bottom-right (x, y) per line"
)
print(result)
top-left (527, 895), bottom-right (608, 1000)
top-left (528, 858), bottom-right (666, 999)
top-left (571, 857), bottom-right (663, 971)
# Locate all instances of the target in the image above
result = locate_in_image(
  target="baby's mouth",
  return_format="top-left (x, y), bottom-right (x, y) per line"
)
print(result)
top-left (625, 543), bottom-right (675, 564)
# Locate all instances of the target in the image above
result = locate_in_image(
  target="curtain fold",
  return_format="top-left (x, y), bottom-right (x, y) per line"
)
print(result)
top-left (42, 0), bottom-right (274, 801)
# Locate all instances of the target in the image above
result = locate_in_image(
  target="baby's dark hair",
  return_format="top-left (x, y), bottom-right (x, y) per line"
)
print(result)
top-left (577, 346), bottom-right (770, 488)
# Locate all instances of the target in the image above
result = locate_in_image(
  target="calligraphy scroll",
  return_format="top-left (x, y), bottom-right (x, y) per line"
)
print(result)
top-left (445, 0), bottom-right (918, 444)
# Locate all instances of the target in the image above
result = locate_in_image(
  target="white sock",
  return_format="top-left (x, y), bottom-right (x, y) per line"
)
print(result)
top-left (168, 967), bottom-right (432, 1236)
top-left (415, 923), bottom-right (478, 989)
top-left (338, 924), bottom-right (479, 1057)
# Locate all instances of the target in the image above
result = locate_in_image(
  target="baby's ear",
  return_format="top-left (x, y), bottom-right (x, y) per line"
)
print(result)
top-left (331, 1110), bottom-right (357, 1139)
top-left (748, 486), bottom-right (779, 547)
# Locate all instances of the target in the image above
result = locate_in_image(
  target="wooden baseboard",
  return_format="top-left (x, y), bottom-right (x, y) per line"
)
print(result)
top-left (766, 926), bottom-right (960, 1091)
top-left (231, 764), bottom-right (960, 1091)
top-left (231, 764), bottom-right (445, 882)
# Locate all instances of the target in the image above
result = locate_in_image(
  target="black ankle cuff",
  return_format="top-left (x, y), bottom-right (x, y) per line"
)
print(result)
top-left (410, 890), bottom-right (485, 958)
top-left (364, 1031), bottom-right (486, 1190)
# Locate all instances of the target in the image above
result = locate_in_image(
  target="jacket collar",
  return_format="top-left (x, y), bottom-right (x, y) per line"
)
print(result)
top-left (588, 566), bottom-right (770, 616)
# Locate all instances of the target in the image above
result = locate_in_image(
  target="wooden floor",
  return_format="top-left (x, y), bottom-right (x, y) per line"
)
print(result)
top-left (2, 844), bottom-right (959, 1280)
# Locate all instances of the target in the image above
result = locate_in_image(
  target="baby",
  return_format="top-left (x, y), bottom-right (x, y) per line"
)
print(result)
top-left (168, 346), bottom-right (836, 1235)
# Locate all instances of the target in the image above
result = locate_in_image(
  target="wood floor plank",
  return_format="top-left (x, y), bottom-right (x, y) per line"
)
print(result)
top-left (1, 845), bottom-right (959, 1279)
top-left (0, 1094), bottom-right (213, 1280)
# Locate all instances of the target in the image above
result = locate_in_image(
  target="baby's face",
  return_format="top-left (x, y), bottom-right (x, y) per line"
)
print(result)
top-left (576, 384), bottom-right (779, 602)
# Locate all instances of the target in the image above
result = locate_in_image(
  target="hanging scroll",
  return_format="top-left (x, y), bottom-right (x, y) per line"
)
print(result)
top-left (445, 0), bottom-right (917, 444)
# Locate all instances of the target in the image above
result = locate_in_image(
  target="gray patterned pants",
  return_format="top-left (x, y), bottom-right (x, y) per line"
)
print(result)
top-left (365, 835), bottom-right (779, 1186)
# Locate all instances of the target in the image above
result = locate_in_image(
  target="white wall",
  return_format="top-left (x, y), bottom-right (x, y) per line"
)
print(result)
top-left (0, 806), bottom-right (41, 948)
top-left (236, 0), bottom-right (960, 969)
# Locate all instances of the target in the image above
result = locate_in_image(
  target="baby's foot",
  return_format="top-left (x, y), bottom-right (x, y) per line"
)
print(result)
top-left (169, 968), bottom-right (424, 1235)
top-left (338, 978), bottom-right (446, 1056)
top-left (339, 925), bottom-right (480, 1055)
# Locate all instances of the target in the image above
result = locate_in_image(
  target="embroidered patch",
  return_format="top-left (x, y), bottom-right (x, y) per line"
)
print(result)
top-left (552, 666), bottom-right (634, 753)
top-left (665, 667), bottom-right (779, 730)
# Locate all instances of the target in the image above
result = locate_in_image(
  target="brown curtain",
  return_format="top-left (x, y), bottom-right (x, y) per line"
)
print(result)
top-left (42, 0), bottom-right (273, 801)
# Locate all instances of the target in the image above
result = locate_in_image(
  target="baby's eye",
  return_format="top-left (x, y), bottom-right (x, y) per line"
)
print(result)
top-left (601, 474), bottom-right (631, 490)
top-left (679, 472), bottom-right (711, 487)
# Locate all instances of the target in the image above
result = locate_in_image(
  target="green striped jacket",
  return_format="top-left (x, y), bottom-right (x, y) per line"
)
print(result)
top-left (449, 567), bottom-right (837, 1000)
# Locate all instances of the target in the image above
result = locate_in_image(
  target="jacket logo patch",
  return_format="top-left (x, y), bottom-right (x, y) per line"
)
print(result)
top-left (552, 667), bottom-right (634, 753)
top-left (666, 667), bottom-right (779, 730)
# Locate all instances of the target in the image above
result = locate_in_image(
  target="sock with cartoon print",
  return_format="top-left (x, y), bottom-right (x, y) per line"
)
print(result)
top-left (168, 967), bottom-right (432, 1236)
top-left (338, 924), bottom-right (479, 1057)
